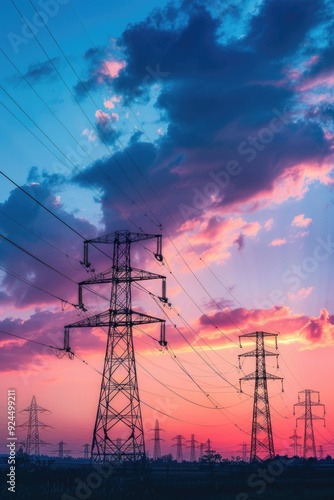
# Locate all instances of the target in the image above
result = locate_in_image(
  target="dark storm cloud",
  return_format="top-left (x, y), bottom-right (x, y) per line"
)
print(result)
top-left (72, 0), bottom-right (333, 228)
top-left (0, 175), bottom-right (97, 309)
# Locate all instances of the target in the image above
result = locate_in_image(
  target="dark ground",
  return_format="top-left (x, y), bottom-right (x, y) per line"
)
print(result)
top-left (1, 456), bottom-right (334, 500)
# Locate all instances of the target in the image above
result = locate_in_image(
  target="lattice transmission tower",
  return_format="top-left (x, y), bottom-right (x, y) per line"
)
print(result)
top-left (293, 389), bottom-right (326, 458)
top-left (82, 444), bottom-right (90, 459)
top-left (186, 434), bottom-right (198, 462)
top-left (19, 395), bottom-right (52, 456)
top-left (64, 231), bottom-right (167, 464)
top-left (239, 331), bottom-right (283, 461)
top-left (172, 435), bottom-right (185, 462)
top-left (289, 429), bottom-right (302, 457)
top-left (150, 419), bottom-right (164, 460)
top-left (239, 442), bottom-right (248, 462)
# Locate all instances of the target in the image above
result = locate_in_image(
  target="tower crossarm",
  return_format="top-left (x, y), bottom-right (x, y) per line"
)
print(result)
top-left (82, 231), bottom-right (163, 268)
top-left (239, 371), bottom-right (283, 392)
top-left (64, 311), bottom-right (167, 355)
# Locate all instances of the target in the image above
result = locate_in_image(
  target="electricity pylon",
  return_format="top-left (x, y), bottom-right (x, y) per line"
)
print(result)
top-left (293, 389), bottom-right (326, 459)
top-left (19, 395), bottom-right (52, 456)
top-left (289, 429), bottom-right (302, 457)
top-left (53, 441), bottom-right (71, 458)
top-left (239, 331), bottom-right (283, 461)
top-left (82, 444), bottom-right (90, 459)
top-left (239, 442), bottom-right (248, 462)
top-left (186, 434), bottom-right (198, 462)
top-left (150, 419), bottom-right (164, 460)
top-left (64, 231), bottom-right (167, 463)
top-left (172, 435), bottom-right (185, 462)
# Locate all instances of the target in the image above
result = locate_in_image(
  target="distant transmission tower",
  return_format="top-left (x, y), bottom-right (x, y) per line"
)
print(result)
top-left (19, 395), bottom-right (52, 456)
top-left (319, 445), bottom-right (324, 460)
top-left (289, 429), bottom-right (302, 457)
top-left (186, 434), bottom-right (198, 462)
top-left (53, 441), bottom-right (71, 458)
top-left (239, 331), bottom-right (283, 461)
top-left (205, 438), bottom-right (212, 453)
top-left (293, 389), bottom-right (326, 459)
top-left (64, 231), bottom-right (167, 463)
top-left (172, 435), bottom-right (185, 462)
top-left (240, 442), bottom-right (248, 462)
top-left (150, 420), bottom-right (164, 460)
top-left (82, 444), bottom-right (90, 459)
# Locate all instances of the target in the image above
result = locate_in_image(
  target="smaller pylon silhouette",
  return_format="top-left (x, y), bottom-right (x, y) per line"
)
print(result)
top-left (318, 445), bottom-right (324, 460)
top-left (19, 395), bottom-right (52, 456)
top-left (293, 389), bottom-right (326, 459)
top-left (172, 435), bottom-right (185, 462)
top-left (239, 442), bottom-right (248, 462)
top-left (82, 444), bottom-right (90, 459)
top-left (239, 331), bottom-right (283, 461)
top-left (186, 434), bottom-right (198, 462)
top-left (199, 443), bottom-right (205, 460)
top-left (150, 420), bottom-right (164, 460)
top-left (289, 429), bottom-right (302, 457)
top-left (205, 438), bottom-right (212, 453)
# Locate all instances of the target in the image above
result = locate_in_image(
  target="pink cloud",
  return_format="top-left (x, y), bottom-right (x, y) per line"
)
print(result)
top-left (291, 214), bottom-right (312, 228)
top-left (269, 238), bottom-right (287, 247)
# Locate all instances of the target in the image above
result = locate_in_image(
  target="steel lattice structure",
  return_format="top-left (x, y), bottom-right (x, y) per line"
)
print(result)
top-left (19, 395), bottom-right (51, 456)
top-left (293, 389), bottom-right (326, 458)
top-left (239, 331), bottom-right (283, 461)
top-left (150, 419), bottom-right (164, 460)
top-left (64, 231), bottom-right (167, 464)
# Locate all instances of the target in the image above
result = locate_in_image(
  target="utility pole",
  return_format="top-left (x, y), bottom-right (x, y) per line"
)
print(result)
top-left (289, 429), bottom-right (302, 457)
top-left (172, 435), bottom-right (185, 462)
top-left (150, 420), bottom-right (164, 460)
top-left (239, 331), bottom-right (283, 461)
top-left (64, 231), bottom-right (168, 463)
top-left (293, 389), bottom-right (326, 459)
top-left (186, 434), bottom-right (198, 462)
top-left (19, 395), bottom-right (52, 456)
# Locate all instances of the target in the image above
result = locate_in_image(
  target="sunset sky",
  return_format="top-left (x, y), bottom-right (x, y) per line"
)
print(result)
top-left (1, 0), bottom-right (334, 460)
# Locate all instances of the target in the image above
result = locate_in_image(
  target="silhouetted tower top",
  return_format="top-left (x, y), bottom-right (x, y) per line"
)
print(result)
top-left (293, 389), bottom-right (326, 459)
top-left (172, 435), bottom-right (185, 463)
top-left (150, 420), bottom-right (165, 460)
top-left (239, 331), bottom-right (283, 461)
top-left (19, 395), bottom-right (52, 456)
top-left (186, 434), bottom-right (198, 462)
